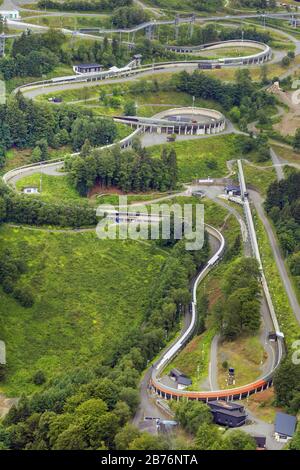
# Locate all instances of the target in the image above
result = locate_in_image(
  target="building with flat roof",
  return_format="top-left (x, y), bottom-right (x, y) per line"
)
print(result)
top-left (73, 63), bottom-right (102, 74)
top-left (274, 412), bottom-right (297, 441)
top-left (207, 400), bottom-right (247, 428)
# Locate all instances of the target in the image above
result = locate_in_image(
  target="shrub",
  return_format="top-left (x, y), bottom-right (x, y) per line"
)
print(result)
top-left (32, 370), bottom-right (46, 386)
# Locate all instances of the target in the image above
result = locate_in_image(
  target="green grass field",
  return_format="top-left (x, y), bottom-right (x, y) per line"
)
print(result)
top-left (243, 163), bottom-right (277, 196)
top-left (148, 134), bottom-right (238, 182)
top-left (217, 335), bottom-right (266, 389)
top-left (15, 174), bottom-right (88, 206)
top-left (0, 226), bottom-right (166, 396)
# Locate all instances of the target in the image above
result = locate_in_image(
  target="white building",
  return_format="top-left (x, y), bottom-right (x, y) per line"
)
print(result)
top-left (23, 187), bottom-right (39, 194)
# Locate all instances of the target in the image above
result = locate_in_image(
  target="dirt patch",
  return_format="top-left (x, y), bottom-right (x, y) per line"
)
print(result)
top-left (88, 184), bottom-right (125, 198)
top-left (274, 110), bottom-right (300, 136)
top-left (271, 90), bottom-right (300, 136)
top-left (244, 388), bottom-right (283, 423)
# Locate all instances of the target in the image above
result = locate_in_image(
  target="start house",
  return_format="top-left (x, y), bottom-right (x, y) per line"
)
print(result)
top-left (73, 63), bottom-right (102, 74)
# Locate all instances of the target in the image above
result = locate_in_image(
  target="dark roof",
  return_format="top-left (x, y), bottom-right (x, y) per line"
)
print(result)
top-left (177, 376), bottom-right (192, 386)
top-left (253, 436), bottom-right (266, 448)
top-left (170, 368), bottom-right (184, 378)
top-left (225, 185), bottom-right (240, 191)
top-left (275, 412), bottom-right (297, 437)
top-left (75, 63), bottom-right (102, 68)
top-left (208, 400), bottom-right (244, 411)
top-left (211, 408), bottom-right (246, 419)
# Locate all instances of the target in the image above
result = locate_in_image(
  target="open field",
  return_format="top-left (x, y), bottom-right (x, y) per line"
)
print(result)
top-left (271, 143), bottom-right (300, 166)
top-left (241, 388), bottom-right (281, 424)
top-left (196, 46), bottom-right (262, 59)
top-left (0, 225), bottom-right (166, 396)
top-left (21, 14), bottom-right (110, 29)
top-left (243, 163), bottom-right (277, 196)
top-left (217, 335), bottom-right (266, 389)
top-left (15, 174), bottom-right (88, 206)
top-left (148, 134), bottom-right (238, 182)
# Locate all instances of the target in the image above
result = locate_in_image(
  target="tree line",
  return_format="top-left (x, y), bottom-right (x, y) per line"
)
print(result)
top-left (37, 0), bottom-right (132, 11)
top-left (0, 93), bottom-right (117, 168)
top-left (0, 30), bottom-right (134, 80)
top-left (175, 68), bottom-right (276, 131)
top-left (265, 171), bottom-right (300, 261)
top-left (112, 6), bottom-right (149, 28)
top-left (213, 257), bottom-right (261, 340)
top-left (66, 143), bottom-right (179, 196)
top-left (0, 182), bottom-right (97, 228)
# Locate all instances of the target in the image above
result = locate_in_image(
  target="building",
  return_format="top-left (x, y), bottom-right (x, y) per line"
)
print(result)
top-left (274, 412), bottom-right (297, 442)
top-left (158, 420), bottom-right (178, 434)
top-left (169, 368), bottom-right (192, 390)
top-left (224, 184), bottom-right (241, 196)
top-left (253, 436), bottom-right (267, 450)
top-left (22, 186), bottom-right (39, 194)
top-left (73, 63), bottom-right (102, 74)
top-left (207, 400), bottom-right (247, 428)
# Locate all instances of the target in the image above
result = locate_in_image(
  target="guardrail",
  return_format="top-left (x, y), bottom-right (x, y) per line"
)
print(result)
top-left (3, 127), bottom-right (143, 187)
top-left (150, 167), bottom-right (283, 402)
top-left (16, 41), bottom-right (272, 96)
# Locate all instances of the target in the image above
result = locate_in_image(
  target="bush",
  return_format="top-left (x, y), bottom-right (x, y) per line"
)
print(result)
top-left (13, 287), bottom-right (34, 308)
top-left (32, 370), bottom-right (46, 386)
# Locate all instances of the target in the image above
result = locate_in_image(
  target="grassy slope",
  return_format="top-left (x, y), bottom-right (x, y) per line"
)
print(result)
top-left (148, 134), bottom-right (237, 182)
top-left (0, 226), bottom-right (166, 396)
top-left (15, 174), bottom-right (87, 206)
top-left (253, 210), bottom-right (300, 345)
top-left (217, 336), bottom-right (266, 389)
top-left (243, 163), bottom-right (277, 197)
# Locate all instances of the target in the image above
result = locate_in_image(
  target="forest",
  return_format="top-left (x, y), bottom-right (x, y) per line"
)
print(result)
top-left (66, 144), bottom-right (179, 195)
top-left (175, 68), bottom-right (276, 131)
top-left (0, 202), bottom-right (211, 449)
top-left (0, 93), bottom-right (117, 168)
top-left (265, 171), bottom-right (300, 287)
top-left (37, 0), bottom-right (132, 12)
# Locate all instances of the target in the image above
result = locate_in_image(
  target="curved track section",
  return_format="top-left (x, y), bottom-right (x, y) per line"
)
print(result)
top-left (5, 58), bottom-right (285, 404)
top-left (151, 224), bottom-right (283, 402)
top-left (166, 40), bottom-right (272, 66)
top-left (15, 40), bottom-right (271, 97)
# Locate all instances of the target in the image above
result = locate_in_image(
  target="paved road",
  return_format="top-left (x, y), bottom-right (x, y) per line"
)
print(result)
top-left (194, 184), bottom-right (276, 392)
top-left (270, 147), bottom-right (285, 181)
top-left (250, 189), bottom-right (300, 325)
